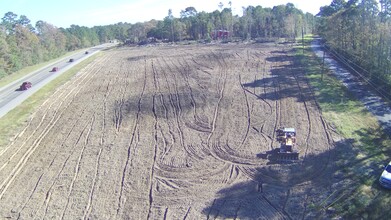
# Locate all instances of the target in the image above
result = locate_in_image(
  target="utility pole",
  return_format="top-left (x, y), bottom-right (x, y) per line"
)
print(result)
top-left (321, 49), bottom-right (325, 82)
top-left (301, 27), bottom-right (304, 54)
top-left (229, 1), bottom-right (233, 40)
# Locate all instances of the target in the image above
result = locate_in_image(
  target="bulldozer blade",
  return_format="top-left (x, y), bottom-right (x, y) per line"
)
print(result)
top-left (277, 153), bottom-right (299, 161)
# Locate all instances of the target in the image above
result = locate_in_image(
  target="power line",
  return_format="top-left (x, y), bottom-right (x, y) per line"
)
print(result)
top-left (322, 44), bottom-right (391, 102)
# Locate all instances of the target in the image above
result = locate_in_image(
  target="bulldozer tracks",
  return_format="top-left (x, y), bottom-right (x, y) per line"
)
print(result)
top-left (0, 44), bottom-right (334, 219)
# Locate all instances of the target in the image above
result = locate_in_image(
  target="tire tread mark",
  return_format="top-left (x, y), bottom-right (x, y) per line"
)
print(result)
top-left (116, 57), bottom-right (147, 215)
top-left (60, 114), bottom-right (96, 220)
top-left (238, 74), bottom-right (251, 148)
top-left (147, 60), bottom-right (159, 220)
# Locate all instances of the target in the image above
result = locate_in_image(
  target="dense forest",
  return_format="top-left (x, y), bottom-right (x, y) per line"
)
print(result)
top-left (0, 3), bottom-right (315, 78)
top-left (317, 0), bottom-right (391, 97)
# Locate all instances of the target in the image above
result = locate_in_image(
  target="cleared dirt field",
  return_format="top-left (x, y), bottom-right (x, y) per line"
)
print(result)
top-left (0, 43), bottom-right (337, 219)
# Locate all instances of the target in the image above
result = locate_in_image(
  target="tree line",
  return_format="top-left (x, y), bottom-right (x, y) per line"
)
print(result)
top-left (0, 11), bottom-right (130, 78)
top-left (144, 3), bottom-right (315, 43)
top-left (0, 3), bottom-right (314, 78)
top-left (317, 0), bottom-right (391, 97)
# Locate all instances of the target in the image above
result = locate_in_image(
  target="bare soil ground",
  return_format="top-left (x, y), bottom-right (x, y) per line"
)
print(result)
top-left (0, 43), bottom-right (338, 219)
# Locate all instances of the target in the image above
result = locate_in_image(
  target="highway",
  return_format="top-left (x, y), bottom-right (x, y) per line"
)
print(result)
top-left (0, 43), bottom-right (116, 118)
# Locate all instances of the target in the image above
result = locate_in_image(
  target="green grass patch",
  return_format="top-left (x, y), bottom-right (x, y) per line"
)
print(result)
top-left (0, 52), bottom-right (102, 149)
top-left (295, 36), bottom-right (391, 218)
top-left (0, 49), bottom-right (85, 88)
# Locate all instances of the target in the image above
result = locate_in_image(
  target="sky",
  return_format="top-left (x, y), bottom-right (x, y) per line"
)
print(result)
top-left (0, 0), bottom-right (333, 28)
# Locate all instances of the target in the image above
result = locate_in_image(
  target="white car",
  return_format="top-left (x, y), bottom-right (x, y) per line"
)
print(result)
top-left (379, 161), bottom-right (391, 189)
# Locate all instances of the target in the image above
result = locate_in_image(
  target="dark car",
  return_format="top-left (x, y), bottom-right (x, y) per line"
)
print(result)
top-left (20, 82), bottom-right (32, 90)
top-left (51, 67), bottom-right (59, 72)
top-left (69, 58), bottom-right (74, 62)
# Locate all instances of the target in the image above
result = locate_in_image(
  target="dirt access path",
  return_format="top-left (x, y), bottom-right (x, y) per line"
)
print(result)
top-left (0, 43), bottom-right (337, 219)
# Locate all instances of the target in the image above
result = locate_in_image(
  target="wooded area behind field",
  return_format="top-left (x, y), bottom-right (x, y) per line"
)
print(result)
top-left (318, 0), bottom-right (391, 99)
top-left (0, 0), bottom-right (390, 96)
top-left (0, 3), bottom-right (314, 77)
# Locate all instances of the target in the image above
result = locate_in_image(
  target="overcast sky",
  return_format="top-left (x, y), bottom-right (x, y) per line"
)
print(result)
top-left (0, 0), bottom-right (333, 28)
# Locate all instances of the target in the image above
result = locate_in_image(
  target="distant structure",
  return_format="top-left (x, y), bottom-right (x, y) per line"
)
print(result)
top-left (211, 30), bottom-right (229, 40)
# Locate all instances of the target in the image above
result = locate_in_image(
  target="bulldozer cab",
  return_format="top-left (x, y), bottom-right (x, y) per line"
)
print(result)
top-left (277, 128), bottom-right (295, 140)
top-left (276, 127), bottom-right (299, 160)
top-left (282, 127), bottom-right (295, 135)
top-left (285, 137), bottom-right (294, 146)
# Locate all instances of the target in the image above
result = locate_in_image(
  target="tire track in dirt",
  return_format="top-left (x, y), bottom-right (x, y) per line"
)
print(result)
top-left (116, 57), bottom-right (147, 215)
top-left (152, 58), bottom-right (178, 166)
top-left (289, 59), bottom-right (334, 178)
top-left (288, 59), bottom-right (312, 162)
top-left (0, 66), bottom-right (90, 157)
top-left (41, 120), bottom-right (92, 219)
top-left (205, 51), bottom-right (252, 168)
top-left (170, 57), bottom-right (211, 161)
top-left (15, 53), bottom-right (116, 219)
top-left (155, 56), bottom-right (190, 168)
top-left (59, 64), bottom-right (116, 219)
top-left (16, 172), bottom-right (44, 219)
top-left (199, 50), bottom-right (264, 168)
top-left (176, 58), bottom-right (201, 129)
top-left (113, 62), bottom-right (133, 132)
top-left (241, 53), bottom-right (276, 151)
top-left (16, 110), bottom-right (84, 218)
top-left (0, 60), bottom-right (99, 169)
top-left (0, 51), bottom-right (108, 155)
top-left (147, 60), bottom-right (160, 219)
top-left (206, 52), bottom-right (227, 149)
top-left (84, 54), bottom-right (127, 219)
top-left (152, 57), bottom-right (175, 164)
top-left (238, 74), bottom-right (251, 148)
top-left (260, 195), bottom-right (292, 220)
top-left (162, 57), bottom-right (186, 152)
top-left (82, 145), bottom-right (103, 220)
top-left (0, 63), bottom-right (100, 200)
top-left (150, 49), bottom-right (245, 216)
top-left (240, 49), bottom-right (333, 192)
top-left (190, 57), bottom-right (213, 75)
top-left (0, 44), bottom-right (337, 219)
top-left (269, 62), bottom-right (281, 150)
top-left (258, 60), bottom-right (276, 143)
top-left (206, 50), bottom-right (269, 166)
top-left (28, 56), bottom-right (112, 219)
top-left (60, 114), bottom-right (96, 219)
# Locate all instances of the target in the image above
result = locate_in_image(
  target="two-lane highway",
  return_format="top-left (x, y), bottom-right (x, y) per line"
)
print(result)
top-left (0, 43), bottom-right (116, 118)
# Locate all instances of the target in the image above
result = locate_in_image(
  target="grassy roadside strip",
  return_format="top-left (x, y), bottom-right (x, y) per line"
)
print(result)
top-left (0, 52), bottom-right (102, 148)
top-left (295, 36), bottom-right (391, 218)
top-left (0, 49), bottom-right (86, 88)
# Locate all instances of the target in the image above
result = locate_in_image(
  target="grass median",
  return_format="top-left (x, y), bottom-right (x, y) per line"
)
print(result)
top-left (0, 52), bottom-right (102, 149)
top-left (295, 36), bottom-right (391, 219)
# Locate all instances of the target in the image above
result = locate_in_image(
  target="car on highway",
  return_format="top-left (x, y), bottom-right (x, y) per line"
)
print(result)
top-left (69, 58), bottom-right (74, 62)
top-left (20, 82), bottom-right (32, 90)
top-left (379, 161), bottom-right (391, 189)
top-left (85, 51), bottom-right (89, 54)
top-left (51, 67), bottom-right (59, 72)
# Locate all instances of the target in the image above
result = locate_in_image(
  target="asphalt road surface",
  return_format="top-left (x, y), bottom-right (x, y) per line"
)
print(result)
top-left (0, 43), bottom-right (116, 118)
